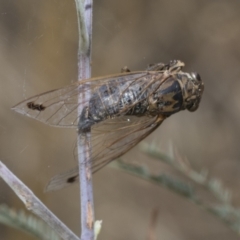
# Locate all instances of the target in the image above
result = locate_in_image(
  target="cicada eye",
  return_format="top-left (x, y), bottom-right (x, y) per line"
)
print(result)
top-left (192, 72), bottom-right (201, 82)
top-left (187, 102), bottom-right (199, 112)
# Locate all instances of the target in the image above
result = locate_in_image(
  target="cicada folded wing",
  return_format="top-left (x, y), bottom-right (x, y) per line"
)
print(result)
top-left (12, 82), bottom-right (92, 127)
top-left (12, 71), bottom-right (154, 127)
top-left (45, 115), bottom-right (165, 191)
top-left (12, 71), bottom-right (167, 191)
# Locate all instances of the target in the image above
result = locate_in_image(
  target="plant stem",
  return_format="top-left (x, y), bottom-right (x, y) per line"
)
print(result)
top-left (0, 161), bottom-right (79, 240)
top-left (74, 1), bottom-right (94, 240)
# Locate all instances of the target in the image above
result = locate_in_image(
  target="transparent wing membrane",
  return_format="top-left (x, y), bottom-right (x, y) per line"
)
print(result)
top-left (12, 72), bottom-right (156, 127)
top-left (45, 115), bottom-right (164, 191)
top-left (12, 70), bottom-right (171, 191)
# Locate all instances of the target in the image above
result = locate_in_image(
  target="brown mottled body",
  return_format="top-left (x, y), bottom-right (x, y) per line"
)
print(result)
top-left (12, 60), bottom-right (204, 191)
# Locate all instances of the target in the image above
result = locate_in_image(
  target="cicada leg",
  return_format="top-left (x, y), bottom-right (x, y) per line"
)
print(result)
top-left (168, 60), bottom-right (185, 73)
top-left (147, 60), bottom-right (185, 73)
top-left (121, 66), bottom-right (131, 73)
top-left (78, 106), bottom-right (95, 133)
top-left (147, 62), bottom-right (167, 71)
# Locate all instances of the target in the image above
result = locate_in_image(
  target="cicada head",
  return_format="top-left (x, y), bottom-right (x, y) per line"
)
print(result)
top-left (181, 72), bottom-right (204, 112)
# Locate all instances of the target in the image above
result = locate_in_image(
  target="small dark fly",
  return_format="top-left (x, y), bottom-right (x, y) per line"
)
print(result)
top-left (12, 60), bottom-right (204, 191)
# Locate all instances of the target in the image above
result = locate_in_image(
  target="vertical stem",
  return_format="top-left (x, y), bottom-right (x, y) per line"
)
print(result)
top-left (74, 1), bottom-right (94, 240)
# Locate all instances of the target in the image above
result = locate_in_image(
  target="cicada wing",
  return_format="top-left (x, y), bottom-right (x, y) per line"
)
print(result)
top-left (12, 72), bottom-right (154, 127)
top-left (45, 115), bottom-right (165, 191)
top-left (12, 83), bottom-right (92, 127)
top-left (12, 69), bottom-right (170, 128)
top-left (90, 115), bottom-right (164, 171)
top-left (44, 167), bottom-right (79, 192)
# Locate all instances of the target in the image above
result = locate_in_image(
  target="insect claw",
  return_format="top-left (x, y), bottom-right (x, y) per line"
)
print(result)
top-left (121, 66), bottom-right (131, 73)
top-left (78, 106), bottom-right (95, 133)
top-left (147, 63), bottom-right (166, 71)
top-left (146, 60), bottom-right (184, 73)
top-left (168, 60), bottom-right (185, 73)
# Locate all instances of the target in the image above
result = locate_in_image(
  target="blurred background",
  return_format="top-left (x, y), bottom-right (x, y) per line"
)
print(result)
top-left (1, 0), bottom-right (240, 239)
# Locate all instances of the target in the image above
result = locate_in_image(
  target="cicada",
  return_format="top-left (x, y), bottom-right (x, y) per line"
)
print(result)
top-left (12, 60), bottom-right (204, 191)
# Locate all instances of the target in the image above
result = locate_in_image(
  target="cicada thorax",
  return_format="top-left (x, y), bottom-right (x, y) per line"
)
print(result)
top-left (147, 71), bottom-right (204, 115)
top-left (147, 76), bottom-right (184, 116)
